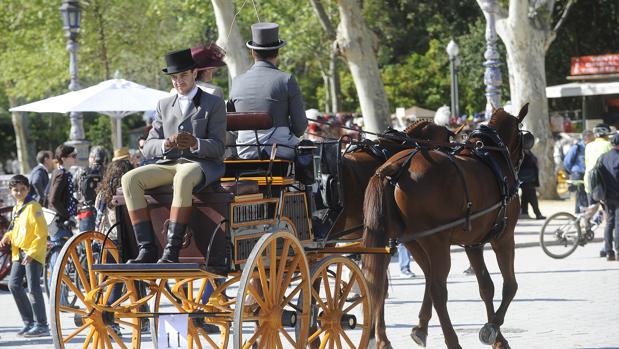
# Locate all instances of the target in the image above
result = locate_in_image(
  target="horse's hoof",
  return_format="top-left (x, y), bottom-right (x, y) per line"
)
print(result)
top-left (479, 323), bottom-right (499, 345)
top-left (410, 326), bottom-right (427, 347)
top-left (493, 341), bottom-right (511, 349)
top-left (368, 338), bottom-right (376, 349)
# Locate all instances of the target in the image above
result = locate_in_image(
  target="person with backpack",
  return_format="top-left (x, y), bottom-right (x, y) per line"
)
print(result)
top-left (73, 146), bottom-right (107, 232)
top-left (563, 130), bottom-right (594, 213)
top-left (597, 134), bottom-right (619, 261)
top-left (0, 175), bottom-right (50, 337)
top-left (585, 124), bottom-right (612, 202)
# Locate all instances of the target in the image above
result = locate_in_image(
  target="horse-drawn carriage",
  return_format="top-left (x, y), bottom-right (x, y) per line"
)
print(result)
top-left (48, 112), bottom-right (388, 349)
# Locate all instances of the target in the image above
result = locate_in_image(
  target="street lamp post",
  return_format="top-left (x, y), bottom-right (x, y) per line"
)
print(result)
top-left (446, 39), bottom-right (460, 120)
top-left (60, 0), bottom-right (88, 163)
top-left (480, 0), bottom-right (502, 120)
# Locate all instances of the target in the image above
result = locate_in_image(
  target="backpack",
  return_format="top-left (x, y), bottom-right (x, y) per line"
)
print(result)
top-left (589, 156), bottom-right (606, 202)
top-left (77, 164), bottom-right (103, 206)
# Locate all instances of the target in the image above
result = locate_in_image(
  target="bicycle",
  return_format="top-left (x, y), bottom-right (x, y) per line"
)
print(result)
top-left (539, 202), bottom-right (602, 259)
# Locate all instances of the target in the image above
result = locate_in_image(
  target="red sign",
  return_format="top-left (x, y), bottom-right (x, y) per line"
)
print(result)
top-left (571, 54), bottom-right (619, 75)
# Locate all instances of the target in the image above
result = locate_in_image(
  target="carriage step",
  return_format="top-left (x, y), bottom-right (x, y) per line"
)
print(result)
top-left (91, 263), bottom-right (212, 278)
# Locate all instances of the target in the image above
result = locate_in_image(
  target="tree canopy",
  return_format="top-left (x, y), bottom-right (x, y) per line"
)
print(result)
top-left (0, 0), bottom-right (616, 170)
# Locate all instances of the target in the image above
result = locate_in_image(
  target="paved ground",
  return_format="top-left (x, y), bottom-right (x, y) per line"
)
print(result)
top-left (1, 198), bottom-right (618, 348)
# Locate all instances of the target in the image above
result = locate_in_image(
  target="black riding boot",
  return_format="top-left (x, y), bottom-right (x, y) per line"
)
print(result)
top-left (127, 221), bottom-right (158, 263)
top-left (157, 222), bottom-right (187, 263)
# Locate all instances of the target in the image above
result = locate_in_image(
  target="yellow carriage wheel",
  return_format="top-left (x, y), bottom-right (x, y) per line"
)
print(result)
top-left (301, 255), bottom-right (371, 349)
top-left (151, 275), bottom-right (238, 349)
top-left (49, 231), bottom-right (142, 349)
top-left (233, 230), bottom-right (311, 349)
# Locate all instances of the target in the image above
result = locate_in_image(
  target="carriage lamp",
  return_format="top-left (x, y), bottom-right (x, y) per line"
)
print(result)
top-left (446, 39), bottom-right (460, 120)
top-left (60, 0), bottom-right (89, 165)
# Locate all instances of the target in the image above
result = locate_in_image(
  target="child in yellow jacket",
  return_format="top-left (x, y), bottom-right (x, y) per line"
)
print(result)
top-left (0, 175), bottom-right (49, 337)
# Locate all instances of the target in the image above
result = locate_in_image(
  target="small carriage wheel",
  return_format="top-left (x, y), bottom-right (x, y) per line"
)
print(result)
top-left (297, 255), bottom-right (371, 349)
top-left (151, 275), bottom-right (238, 349)
top-left (539, 212), bottom-right (581, 259)
top-left (233, 230), bottom-right (311, 349)
top-left (50, 231), bottom-right (142, 349)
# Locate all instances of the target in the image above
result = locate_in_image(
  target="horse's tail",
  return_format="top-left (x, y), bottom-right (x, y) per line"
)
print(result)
top-left (363, 174), bottom-right (403, 236)
top-left (362, 174), bottom-right (395, 342)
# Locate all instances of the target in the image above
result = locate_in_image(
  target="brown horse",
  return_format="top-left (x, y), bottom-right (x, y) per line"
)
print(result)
top-left (362, 105), bottom-right (528, 349)
top-left (329, 121), bottom-right (457, 348)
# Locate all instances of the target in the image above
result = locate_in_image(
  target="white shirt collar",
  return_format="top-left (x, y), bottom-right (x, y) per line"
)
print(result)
top-left (178, 85), bottom-right (198, 100)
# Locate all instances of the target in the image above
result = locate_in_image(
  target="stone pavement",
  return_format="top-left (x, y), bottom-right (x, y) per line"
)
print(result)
top-left (1, 198), bottom-right (618, 348)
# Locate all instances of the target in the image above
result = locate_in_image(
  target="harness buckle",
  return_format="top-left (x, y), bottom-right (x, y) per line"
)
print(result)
top-left (475, 140), bottom-right (484, 149)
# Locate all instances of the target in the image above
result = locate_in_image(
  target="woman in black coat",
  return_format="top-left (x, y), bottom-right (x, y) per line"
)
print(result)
top-left (518, 149), bottom-right (545, 219)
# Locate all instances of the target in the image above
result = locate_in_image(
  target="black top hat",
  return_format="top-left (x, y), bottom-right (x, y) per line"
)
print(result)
top-left (162, 48), bottom-right (196, 75)
top-left (246, 22), bottom-right (287, 50)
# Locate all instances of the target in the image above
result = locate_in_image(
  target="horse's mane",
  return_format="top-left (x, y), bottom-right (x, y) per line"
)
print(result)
top-left (404, 120), bottom-right (434, 136)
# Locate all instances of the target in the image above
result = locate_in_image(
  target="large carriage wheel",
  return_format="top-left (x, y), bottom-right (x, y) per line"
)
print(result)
top-left (0, 206), bottom-right (13, 281)
top-left (151, 275), bottom-right (236, 349)
top-left (299, 255), bottom-right (371, 349)
top-left (50, 231), bottom-right (142, 349)
top-left (233, 230), bottom-right (311, 349)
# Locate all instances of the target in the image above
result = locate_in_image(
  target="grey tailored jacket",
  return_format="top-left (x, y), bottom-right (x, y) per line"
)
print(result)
top-left (227, 60), bottom-right (306, 158)
top-left (142, 88), bottom-right (226, 191)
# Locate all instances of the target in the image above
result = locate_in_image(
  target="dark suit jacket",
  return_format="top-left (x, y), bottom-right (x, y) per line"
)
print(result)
top-left (29, 164), bottom-right (49, 206)
top-left (142, 88), bottom-right (227, 191)
top-left (48, 168), bottom-right (72, 220)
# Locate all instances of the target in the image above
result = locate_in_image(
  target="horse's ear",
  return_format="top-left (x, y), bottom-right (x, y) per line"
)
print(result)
top-left (517, 103), bottom-right (529, 122)
top-left (453, 123), bottom-right (466, 135)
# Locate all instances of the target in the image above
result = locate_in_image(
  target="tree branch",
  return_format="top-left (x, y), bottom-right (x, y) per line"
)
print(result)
top-left (309, 0), bottom-right (336, 39)
top-left (545, 0), bottom-right (576, 51)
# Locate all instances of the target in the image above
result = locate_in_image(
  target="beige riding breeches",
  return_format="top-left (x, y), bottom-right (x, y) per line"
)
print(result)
top-left (121, 162), bottom-right (204, 210)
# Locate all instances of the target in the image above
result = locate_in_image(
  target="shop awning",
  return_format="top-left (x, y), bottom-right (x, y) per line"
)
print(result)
top-left (546, 81), bottom-right (619, 98)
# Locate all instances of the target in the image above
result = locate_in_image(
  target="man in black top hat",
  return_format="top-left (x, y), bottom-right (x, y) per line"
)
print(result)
top-left (121, 48), bottom-right (227, 263)
top-left (227, 22), bottom-right (307, 160)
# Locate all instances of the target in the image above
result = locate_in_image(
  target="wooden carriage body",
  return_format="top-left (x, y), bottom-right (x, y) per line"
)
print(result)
top-left (48, 113), bottom-right (378, 349)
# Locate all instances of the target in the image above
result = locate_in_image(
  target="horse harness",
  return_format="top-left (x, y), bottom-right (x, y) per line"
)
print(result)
top-left (381, 125), bottom-right (524, 247)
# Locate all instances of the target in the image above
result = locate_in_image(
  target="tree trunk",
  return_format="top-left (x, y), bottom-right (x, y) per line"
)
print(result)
top-left (211, 0), bottom-right (252, 80)
top-left (329, 43), bottom-right (342, 113)
top-left (479, 0), bottom-right (558, 199)
top-left (8, 96), bottom-right (33, 174)
top-left (335, 0), bottom-right (390, 134)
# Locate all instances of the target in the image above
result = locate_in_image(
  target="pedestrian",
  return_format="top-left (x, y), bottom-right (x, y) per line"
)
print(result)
top-left (0, 175), bottom-right (49, 337)
top-left (398, 243), bottom-right (415, 278)
top-left (28, 150), bottom-right (54, 207)
top-left (94, 157), bottom-right (134, 336)
top-left (563, 130), bottom-right (594, 213)
top-left (227, 22), bottom-right (307, 160)
top-left (585, 124), bottom-right (612, 202)
top-left (122, 48), bottom-right (226, 264)
top-left (73, 146), bottom-right (107, 232)
top-left (47, 144), bottom-right (78, 302)
top-left (519, 134), bottom-right (545, 220)
top-left (597, 134), bottom-right (619, 261)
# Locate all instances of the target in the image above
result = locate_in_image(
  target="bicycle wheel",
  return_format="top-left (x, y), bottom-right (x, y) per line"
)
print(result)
top-left (540, 212), bottom-right (581, 259)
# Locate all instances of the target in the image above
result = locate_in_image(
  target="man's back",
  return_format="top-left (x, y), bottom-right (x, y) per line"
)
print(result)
top-left (601, 149), bottom-right (619, 201)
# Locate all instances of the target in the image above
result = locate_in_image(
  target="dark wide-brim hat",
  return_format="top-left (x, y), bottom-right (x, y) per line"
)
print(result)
top-left (246, 22), bottom-right (287, 50)
top-left (191, 43), bottom-right (226, 71)
top-left (162, 48), bottom-right (196, 75)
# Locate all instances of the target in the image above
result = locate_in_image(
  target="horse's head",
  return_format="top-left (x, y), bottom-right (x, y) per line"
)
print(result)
top-left (487, 103), bottom-right (530, 172)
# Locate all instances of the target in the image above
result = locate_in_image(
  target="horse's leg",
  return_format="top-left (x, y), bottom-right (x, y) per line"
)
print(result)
top-left (406, 241), bottom-right (432, 347)
top-left (363, 252), bottom-right (392, 349)
top-left (486, 229), bottom-right (518, 349)
top-left (419, 235), bottom-right (462, 349)
top-left (464, 245), bottom-right (500, 346)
